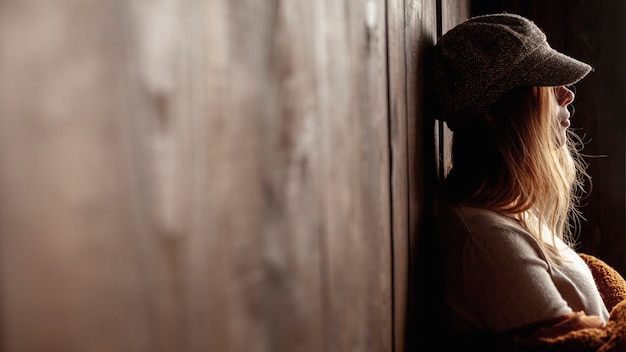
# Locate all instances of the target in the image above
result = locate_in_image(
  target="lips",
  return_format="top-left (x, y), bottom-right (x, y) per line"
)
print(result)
top-left (561, 114), bottom-right (571, 128)
top-left (561, 119), bottom-right (571, 128)
top-left (559, 110), bottom-right (571, 128)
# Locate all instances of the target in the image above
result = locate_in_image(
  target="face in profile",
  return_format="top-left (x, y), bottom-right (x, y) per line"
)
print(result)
top-left (552, 85), bottom-right (576, 147)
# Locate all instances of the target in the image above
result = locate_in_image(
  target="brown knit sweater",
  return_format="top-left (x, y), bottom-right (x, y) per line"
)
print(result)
top-left (515, 254), bottom-right (626, 352)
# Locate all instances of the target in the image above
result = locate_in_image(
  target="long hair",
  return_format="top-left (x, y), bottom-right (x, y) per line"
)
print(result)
top-left (441, 86), bottom-right (589, 265)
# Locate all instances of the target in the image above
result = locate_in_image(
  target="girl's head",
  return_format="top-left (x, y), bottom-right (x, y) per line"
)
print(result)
top-left (432, 13), bottom-right (592, 131)
top-left (433, 13), bottom-right (594, 262)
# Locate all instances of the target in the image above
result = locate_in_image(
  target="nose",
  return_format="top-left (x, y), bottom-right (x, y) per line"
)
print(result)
top-left (555, 86), bottom-right (575, 106)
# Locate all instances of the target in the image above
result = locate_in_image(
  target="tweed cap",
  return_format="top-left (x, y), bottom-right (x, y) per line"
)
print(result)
top-left (433, 13), bottom-right (593, 131)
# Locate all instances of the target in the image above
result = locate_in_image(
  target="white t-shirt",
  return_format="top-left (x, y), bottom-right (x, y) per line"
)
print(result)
top-left (436, 201), bottom-right (610, 333)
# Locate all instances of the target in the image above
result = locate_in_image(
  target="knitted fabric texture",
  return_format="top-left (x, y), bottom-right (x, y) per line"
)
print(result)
top-left (515, 254), bottom-right (626, 352)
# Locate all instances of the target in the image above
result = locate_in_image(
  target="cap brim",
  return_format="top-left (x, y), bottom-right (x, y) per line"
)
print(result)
top-left (520, 49), bottom-right (593, 87)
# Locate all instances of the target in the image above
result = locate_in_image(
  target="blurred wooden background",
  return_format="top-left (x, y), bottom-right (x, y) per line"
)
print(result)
top-left (0, 0), bottom-right (623, 351)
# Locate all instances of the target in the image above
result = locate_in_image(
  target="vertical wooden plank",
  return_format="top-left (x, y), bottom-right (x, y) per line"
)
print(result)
top-left (386, 0), bottom-right (409, 350)
top-left (0, 1), bottom-right (152, 351)
top-left (117, 1), bottom-right (212, 350)
top-left (314, 0), bottom-right (392, 350)
top-left (387, 0), bottom-right (438, 350)
top-left (440, 0), bottom-right (470, 34)
top-left (404, 0), bottom-right (441, 349)
top-left (407, 0), bottom-right (439, 268)
top-left (205, 0), bottom-right (326, 351)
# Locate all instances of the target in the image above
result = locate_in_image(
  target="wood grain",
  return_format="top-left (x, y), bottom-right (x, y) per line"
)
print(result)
top-left (0, 0), bottom-right (468, 351)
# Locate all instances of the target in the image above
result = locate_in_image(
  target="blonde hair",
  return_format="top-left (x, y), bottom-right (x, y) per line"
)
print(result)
top-left (442, 86), bottom-right (589, 265)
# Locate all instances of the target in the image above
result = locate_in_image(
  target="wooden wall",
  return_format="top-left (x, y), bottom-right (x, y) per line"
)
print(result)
top-left (0, 0), bottom-right (469, 351)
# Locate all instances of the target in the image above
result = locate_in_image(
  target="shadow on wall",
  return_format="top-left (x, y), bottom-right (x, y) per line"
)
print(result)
top-left (405, 42), bottom-right (444, 350)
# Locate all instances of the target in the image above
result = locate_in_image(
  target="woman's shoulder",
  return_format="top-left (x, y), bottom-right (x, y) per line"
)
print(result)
top-left (435, 200), bottom-right (521, 233)
top-left (434, 200), bottom-right (544, 251)
top-left (436, 201), bottom-right (549, 266)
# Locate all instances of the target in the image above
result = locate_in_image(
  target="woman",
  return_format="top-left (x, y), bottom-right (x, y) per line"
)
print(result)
top-left (432, 13), bottom-right (608, 347)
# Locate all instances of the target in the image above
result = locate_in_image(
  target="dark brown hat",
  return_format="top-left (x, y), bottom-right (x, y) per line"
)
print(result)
top-left (433, 13), bottom-right (593, 131)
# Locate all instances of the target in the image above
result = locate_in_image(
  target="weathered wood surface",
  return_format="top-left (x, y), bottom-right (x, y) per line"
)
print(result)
top-left (0, 0), bottom-right (486, 350)
top-left (387, 0), bottom-right (438, 350)
top-left (0, 0), bottom-right (430, 351)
